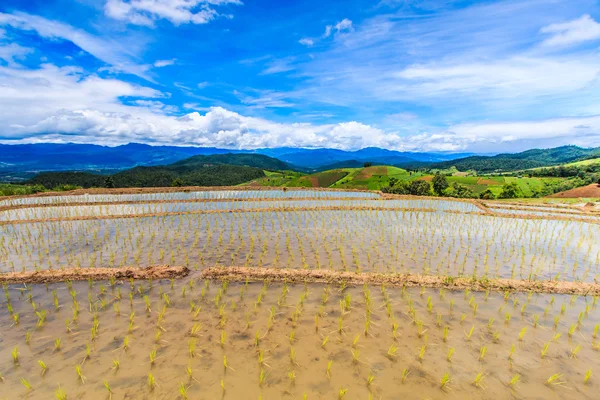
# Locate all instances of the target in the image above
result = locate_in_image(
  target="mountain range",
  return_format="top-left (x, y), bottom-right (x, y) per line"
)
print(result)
top-left (0, 143), bottom-right (473, 181)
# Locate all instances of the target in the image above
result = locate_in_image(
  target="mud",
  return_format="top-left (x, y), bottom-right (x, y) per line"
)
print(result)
top-left (0, 264), bottom-right (189, 284)
top-left (201, 266), bottom-right (600, 295)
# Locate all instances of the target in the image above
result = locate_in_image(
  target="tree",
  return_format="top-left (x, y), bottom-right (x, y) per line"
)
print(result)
top-left (446, 183), bottom-right (476, 198)
top-left (104, 176), bottom-right (115, 188)
top-left (364, 162), bottom-right (373, 168)
top-left (479, 189), bottom-right (495, 200)
top-left (432, 173), bottom-right (449, 196)
top-left (597, 177), bottom-right (600, 185)
top-left (408, 180), bottom-right (431, 196)
top-left (389, 177), bottom-right (399, 188)
top-left (171, 178), bottom-right (184, 187)
top-left (498, 182), bottom-right (523, 199)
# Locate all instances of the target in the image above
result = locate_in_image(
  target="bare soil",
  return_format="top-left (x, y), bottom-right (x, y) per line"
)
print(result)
top-left (549, 183), bottom-right (600, 198)
top-left (202, 266), bottom-right (600, 295)
top-left (0, 265), bottom-right (189, 284)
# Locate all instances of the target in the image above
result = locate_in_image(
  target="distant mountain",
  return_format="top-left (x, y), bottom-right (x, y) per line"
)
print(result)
top-left (0, 143), bottom-right (243, 181)
top-left (430, 145), bottom-right (600, 173)
top-left (0, 142), bottom-right (473, 181)
top-left (259, 147), bottom-right (473, 168)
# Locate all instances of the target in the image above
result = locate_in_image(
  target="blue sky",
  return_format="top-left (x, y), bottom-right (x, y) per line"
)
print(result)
top-left (1, 0), bottom-right (600, 152)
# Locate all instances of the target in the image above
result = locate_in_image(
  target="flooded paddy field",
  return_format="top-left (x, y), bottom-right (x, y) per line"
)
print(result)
top-left (1, 188), bottom-right (600, 399)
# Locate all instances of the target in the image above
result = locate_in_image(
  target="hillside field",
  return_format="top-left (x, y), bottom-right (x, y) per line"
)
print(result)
top-left (246, 166), bottom-right (568, 196)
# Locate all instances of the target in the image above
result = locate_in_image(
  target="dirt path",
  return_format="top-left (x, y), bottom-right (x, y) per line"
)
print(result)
top-left (201, 266), bottom-right (600, 296)
top-left (0, 265), bottom-right (189, 284)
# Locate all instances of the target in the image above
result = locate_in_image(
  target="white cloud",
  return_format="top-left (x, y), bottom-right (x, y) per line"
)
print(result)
top-left (154, 59), bottom-right (176, 67)
top-left (197, 81), bottom-right (209, 89)
top-left (3, 60), bottom-right (600, 152)
top-left (396, 56), bottom-right (600, 98)
top-left (322, 18), bottom-right (353, 38)
top-left (299, 38), bottom-right (314, 47)
top-left (260, 57), bottom-right (295, 75)
top-left (104, 0), bottom-right (242, 27)
top-left (540, 14), bottom-right (600, 47)
top-left (0, 43), bottom-right (33, 65)
top-left (335, 18), bottom-right (353, 33)
top-left (0, 12), bottom-right (152, 79)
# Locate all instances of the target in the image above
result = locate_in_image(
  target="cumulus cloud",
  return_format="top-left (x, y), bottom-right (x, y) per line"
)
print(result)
top-left (104, 0), bottom-right (242, 27)
top-left (3, 60), bottom-right (600, 152)
top-left (540, 14), bottom-right (600, 47)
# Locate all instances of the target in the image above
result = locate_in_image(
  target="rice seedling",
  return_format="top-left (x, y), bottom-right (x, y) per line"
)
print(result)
top-left (55, 385), bottom-right (67, 400)
top-left (472, 372), bottom-right (486, 388)
top-left (104, 381), bottom-right (113, 399)
top-left (479, 345), bottom-right (487, 361)
top-left (465, 325), bottom-right (475, 341)
top-left (584, 369), bottom-right (592, 384)
top-left (38, 360), bottom-right (48, 376)
top-left (387, 344), bottom-right (398, 359)
top-left (440, 373), bottom-right (451, 390)
top-left (148, 373), bottom-right (157, 390)
top-left (20, 377), bottom-right (32, 390)
top-left (12, 346), bottom-right (19, 364)
top-left (418, 345), bottom-right (427, 362)
top-left (75, 364), bottom-right (86, 384)
top-left (509, 374), bottom-right (520, 388)
top-left (178, 382), bottom-right (189, 399)
top-left (447, 347), bottom-right (455, 362)
top-left (541, 342), bottom-right (551, 358)
top-left (545, 373), bottom-right (565, 386)
top-left (326, 360), bottom-right (333, 379)
top-left (338, 388), bottom-right (348, 399)
top-left (401, 368), bottom-right (410, 383)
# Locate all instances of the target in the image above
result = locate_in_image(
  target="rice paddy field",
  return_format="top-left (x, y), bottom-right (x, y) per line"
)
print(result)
top-left (1, 188), bottom-right (600, 399)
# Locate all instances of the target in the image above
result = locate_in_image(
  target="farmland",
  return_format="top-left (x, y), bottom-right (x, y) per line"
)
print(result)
top-left (1, 187), bottom-right (600, 399)
top-left (246, 165), bottom-right (572, 197)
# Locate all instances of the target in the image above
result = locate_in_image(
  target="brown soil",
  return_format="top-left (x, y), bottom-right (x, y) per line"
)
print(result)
top-left (476, 178), bottom-right (498, 185)
top-left (201, 267), bottom-right (600, 296)
top-left (417, 175), bottom-right (433, 182)
top-left (548, 183), bottom-right (600, 198)
top-left (308, 176), bottom-right (320, 187)
top-left (356, 166), bottom-right (387, 180)
top-left (0, 265), bottom-right (189, 284)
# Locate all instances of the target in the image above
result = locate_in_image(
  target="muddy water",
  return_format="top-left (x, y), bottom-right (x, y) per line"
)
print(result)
top-left (0, 189), bottom-right (380, 207)
top-left (1, 210), bottom-right (599, 282)
top-left (0, 276), bottom-right (599, 399)
top-left (1, 192), bottom-right (600, 398)
top-left (0, 198), bottom-right (480, 221)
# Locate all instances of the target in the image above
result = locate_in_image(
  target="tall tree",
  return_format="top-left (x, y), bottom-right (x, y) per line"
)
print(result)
top-left (432, 173), bottom-right (449, 195)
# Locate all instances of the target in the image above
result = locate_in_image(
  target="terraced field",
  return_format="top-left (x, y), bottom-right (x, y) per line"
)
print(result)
top-left (1, 188), bottom-right (600, 399)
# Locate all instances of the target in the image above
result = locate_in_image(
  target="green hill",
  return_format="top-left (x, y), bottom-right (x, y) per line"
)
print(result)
top-left (431, 145), bottom-right (600, 173)
top-left (26, 154), bottom-right (275, 189)
top-left (169, 153), bottom-right (296, 171)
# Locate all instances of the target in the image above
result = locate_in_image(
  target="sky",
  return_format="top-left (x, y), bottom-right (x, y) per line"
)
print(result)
top-left (1, 0), bottom-right (600, 153)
